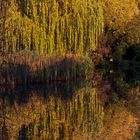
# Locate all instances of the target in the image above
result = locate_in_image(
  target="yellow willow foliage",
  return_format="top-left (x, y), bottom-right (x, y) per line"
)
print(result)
top-left (0, 0), bottom-right (104, 55)
top-left (0, 87), bottom-right (104, 139)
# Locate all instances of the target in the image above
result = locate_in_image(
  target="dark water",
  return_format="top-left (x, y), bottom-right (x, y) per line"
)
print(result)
top-left (0, 71), bottom-right (140, 140)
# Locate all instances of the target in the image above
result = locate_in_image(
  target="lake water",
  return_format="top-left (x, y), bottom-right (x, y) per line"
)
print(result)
top-left (0, 70), bottom-right (140, 140)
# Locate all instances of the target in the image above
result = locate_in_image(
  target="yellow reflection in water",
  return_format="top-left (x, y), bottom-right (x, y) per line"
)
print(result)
top-left (0, 87), bottom-right (104, 140)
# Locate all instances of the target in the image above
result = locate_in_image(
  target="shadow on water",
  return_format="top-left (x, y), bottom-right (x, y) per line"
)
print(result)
top-left (0, 79), bottom-right (90, 105)
top-left (0, 70), bottom-right (140, 139)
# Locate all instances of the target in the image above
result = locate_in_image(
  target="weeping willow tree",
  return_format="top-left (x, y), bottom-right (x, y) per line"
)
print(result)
top-left (0, 0), bottom-right (104, 55)
top-left (0, 86), bottom-right (104, 140)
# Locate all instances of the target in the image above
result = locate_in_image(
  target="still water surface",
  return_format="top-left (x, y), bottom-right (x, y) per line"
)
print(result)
top-left (0, 71), bottom-right (140, 140)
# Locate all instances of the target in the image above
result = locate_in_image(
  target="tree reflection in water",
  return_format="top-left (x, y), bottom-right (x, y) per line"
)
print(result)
top-left (0, 71), bottom-right (140, 140)
top-left (0, 80), bottom-right (104, 140)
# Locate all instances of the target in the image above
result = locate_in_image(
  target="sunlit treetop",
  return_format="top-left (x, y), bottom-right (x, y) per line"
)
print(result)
top-left (101, 0), bottom-right (139, 32)
top-left (126, 13), bottom-right (140, 45)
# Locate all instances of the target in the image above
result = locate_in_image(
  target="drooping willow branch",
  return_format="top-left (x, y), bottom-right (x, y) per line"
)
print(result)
top-left (0, 0), bottom-right (104, 55)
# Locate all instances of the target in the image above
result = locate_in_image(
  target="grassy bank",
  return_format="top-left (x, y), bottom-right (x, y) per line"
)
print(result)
top-left (0, 51), bottom-right (93, 86)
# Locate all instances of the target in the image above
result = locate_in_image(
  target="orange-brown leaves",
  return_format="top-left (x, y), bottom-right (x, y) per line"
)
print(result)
top-left (101, 0), bottom-right (139, 32)
top-left (96, 104), bottom-right (139, 140)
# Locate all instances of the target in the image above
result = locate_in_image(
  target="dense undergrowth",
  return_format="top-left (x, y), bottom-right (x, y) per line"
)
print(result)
top-left (0, 51), bottom-right (93, 86)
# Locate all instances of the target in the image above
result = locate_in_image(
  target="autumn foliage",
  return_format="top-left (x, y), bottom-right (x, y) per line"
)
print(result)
top-left (0, 0), bottom-right (104, 55)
